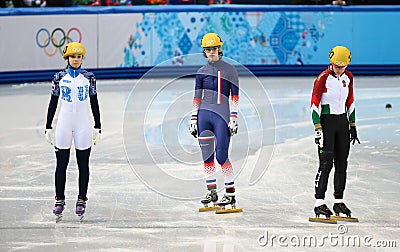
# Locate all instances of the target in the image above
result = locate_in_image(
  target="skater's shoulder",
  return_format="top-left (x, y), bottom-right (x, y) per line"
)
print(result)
top-left (52, 69), bottom-right (68, 82)
top-left (80, 69), bottom-right (96, 79)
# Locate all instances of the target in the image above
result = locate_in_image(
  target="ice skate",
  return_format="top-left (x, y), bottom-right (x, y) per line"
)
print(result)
top-left (75, 198), bottom-right (86, 221)
top-left (53, 199), bottom-right (65, 223)
top-left (331, 203), bottom-right (359, 222)
top-left (199, 190), bottom-right (221, 212)
top-left (215, 193), bottom-right (242, 214)
top-left (309, 204), bottom-right (337, 224)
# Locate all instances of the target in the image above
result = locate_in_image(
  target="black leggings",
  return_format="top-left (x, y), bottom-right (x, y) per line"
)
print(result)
top-left (55, 148), bottom-right (91, 199)
top-left (315, 114), bottom-right (350, 200)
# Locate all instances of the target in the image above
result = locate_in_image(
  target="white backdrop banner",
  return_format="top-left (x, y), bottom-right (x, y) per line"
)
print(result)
top-left (0, 15), bottom-right (98, 71)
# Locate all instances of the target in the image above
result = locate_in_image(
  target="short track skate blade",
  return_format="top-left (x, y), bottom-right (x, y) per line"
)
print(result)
top-left (77, 214), bottom-right (85, 222)
top-left (55, 214), bottom-right (63, 223)
top-left (215, 207), bottom-right (243, 214)
top-left (331, 216), bottom-right (359, 222)
top-left (308, 217), bottom-right (337, 224)
top-left (199, 206), bottom-right (221, 212)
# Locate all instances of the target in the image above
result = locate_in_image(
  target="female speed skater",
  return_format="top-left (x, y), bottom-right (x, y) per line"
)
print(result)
top-left (310, 45), bottom-right (360, 220)
top-left (45, 42), bottom-right (102, 220)
top-left (189, 33), bottom-right (240, 211)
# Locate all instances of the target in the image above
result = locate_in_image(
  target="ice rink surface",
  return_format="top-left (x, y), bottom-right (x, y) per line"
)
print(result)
top-left (0, 75), bottom-right (399, 251)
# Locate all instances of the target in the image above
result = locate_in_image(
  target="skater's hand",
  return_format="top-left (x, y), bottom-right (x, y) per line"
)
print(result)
top-left (350, 126), bottom-right (360, 145)
top-left (314, 129), bottom-right (323, 148)
top-left (44, 128), bottom-right (54, 145)
top-left (92, 128), bottom-right (101, 145)
top-left (228, 115), bottom-right (238, 136)
top-left (189, 116), bottom-right (198, 138)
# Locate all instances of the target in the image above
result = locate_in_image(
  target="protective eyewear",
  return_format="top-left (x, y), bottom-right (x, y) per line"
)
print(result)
top-left (204, 46), bottom-right (220, 52)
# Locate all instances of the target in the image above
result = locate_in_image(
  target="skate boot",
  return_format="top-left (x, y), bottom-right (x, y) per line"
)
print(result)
top-left (333, 202), bottom-right (352, 217)
top-left (75, 198), bottom-right (87, 221)
top-left (53, 199), bottom-right (65, 223)
top-left (218, 193), bottom-right (236, 208)
top-left (199, 190), bottom-right (220, 212)
top-left (331, 202), bottom-right (358, 222)
top-left (216, 193), bottom-right (242, 214)
top-left (314, 204), bottom-right (333, 219)
top-left (201, 189), bottom-right (218, 206)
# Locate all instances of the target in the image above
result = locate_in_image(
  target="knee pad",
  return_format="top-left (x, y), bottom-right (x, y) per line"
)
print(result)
top-left (199, 131), bottom-right (215, 162)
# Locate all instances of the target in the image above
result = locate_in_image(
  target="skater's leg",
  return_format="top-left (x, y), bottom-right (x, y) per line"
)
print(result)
top-left (198, 134), bottom-right (218, 205)
top-left (314, 115), bottom-right (335, 200)
top-left (204, 160), bottom-right (216, 190)
top-left (314, 149), bottom-right (333, 199)
top-left (198, 110), bottom-right (217, 189)
top-left (220, 161), bottom-right (235, 193)
top-left (197, 111), bottom-right (219, 207)
top-left (213, 118), bottom-right (237, 208)
top-left (198, 131), bottom-right (216, 184)
top-left (333, 116), bottom-right (350, 200)
top-left (76, 147), bottom-right (91, 199)
top-left (213, 115), bottom-right (234, 193)
top-left (55, 148), bottom-right (71, 199)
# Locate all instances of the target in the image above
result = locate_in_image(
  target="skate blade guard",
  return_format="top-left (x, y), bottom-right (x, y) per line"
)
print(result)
top-left (331, 215), bottom-right (359, 222)
top-left (215, 207), bottom-right (243, 214)
top-left (199, 205), bottom-right (222, 212)
top-left (308, 217), bottom-right (337, 224)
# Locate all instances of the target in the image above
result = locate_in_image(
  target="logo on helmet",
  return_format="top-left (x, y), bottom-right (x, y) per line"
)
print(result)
top-left (204, 40), bottom-right (216, 46)
top-left (72, 48), bottom-right (84, 53)
top-left (201, 33), bottom-right (223, 48)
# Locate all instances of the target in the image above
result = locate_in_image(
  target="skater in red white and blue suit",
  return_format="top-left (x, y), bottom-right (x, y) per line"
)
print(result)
top-left (189, 33), bottom-right (239, 208)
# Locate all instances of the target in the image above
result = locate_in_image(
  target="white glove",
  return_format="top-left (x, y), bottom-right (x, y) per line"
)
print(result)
top-left (44, 129), bottom-right (54, 145)
top-left (189, 116), bottom-right (198, 138)
top-left (314, 129), bottom-right (323, 148)
top-left (92, 128), bottom-right (101, 145)
top-left (228, 116), bottom-right (238, 136)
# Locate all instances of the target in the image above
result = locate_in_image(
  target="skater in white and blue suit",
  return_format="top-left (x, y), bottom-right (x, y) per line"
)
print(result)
top-left (189, 33), bottom-right (239, 208)
top-left (45, 42), bottom-right (101, 220)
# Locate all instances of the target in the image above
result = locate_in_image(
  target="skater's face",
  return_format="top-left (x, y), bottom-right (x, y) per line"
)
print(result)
top-left (204, 46), bottom-right (220, 62)
top-left (68, 54), bottom-right (83, 69)
top-left (331, 63), bottom-right (347, 76)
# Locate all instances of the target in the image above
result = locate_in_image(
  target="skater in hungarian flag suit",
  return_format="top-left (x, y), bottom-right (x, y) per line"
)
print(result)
top-left (310, 45), bottom-right (360, 221)
top-left (45, 42), bottom-right (101, 221)
top-left (189, 33), bottom-right (241, 213)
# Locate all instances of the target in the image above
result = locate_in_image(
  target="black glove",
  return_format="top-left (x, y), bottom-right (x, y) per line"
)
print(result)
top-left (350, 126), bottom-right (360, 145)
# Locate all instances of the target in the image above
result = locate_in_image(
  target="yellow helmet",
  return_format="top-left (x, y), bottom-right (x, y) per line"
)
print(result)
top-left (329, 46), bottom-right (351, 66)
top-left (62, 42), bottom-right (86, 60)
top-left (201, 33), bottom-right (223, 48)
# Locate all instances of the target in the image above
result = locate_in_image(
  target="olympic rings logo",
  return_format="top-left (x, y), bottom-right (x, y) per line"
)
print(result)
top-left (36, 27), bottom-right (82, 57)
